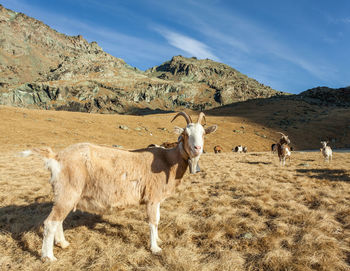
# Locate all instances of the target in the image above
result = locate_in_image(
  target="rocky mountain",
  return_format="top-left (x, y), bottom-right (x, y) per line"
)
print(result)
top-left (298, 86), bottom-right (350, 107)
top-left (0, 4), bottom-right (286, 114)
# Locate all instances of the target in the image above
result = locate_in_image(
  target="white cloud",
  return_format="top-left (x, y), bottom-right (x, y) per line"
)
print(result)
top-left (155, 28), bottom-right (219, 61)
top-left (340, 17), bottom-right (350, 24)
top-left (158, 1), bottom-right (331, 80)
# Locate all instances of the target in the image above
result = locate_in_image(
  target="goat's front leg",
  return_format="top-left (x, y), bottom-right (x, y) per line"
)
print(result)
top-left (147, 202), bottom-right (162, 253)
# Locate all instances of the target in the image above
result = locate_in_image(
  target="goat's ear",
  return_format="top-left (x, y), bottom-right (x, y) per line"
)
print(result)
top-left (205, 125), bottom-right (217, 134)
top-left (174, 126), bottom-right (184, 135)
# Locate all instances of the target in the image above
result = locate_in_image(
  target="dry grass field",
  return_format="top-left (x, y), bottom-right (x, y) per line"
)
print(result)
top-left (0, 106), bottom-right (350, 270)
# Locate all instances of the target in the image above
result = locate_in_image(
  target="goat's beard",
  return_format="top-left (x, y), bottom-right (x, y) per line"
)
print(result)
top-left (188, 156), bottom-right (201, 174)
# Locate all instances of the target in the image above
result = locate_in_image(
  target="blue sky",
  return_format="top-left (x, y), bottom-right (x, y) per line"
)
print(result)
top-left (1, 0), bottom-right (349, 93)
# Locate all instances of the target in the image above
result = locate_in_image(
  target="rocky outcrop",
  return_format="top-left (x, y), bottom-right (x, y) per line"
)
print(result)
top-left (146, 56), bottom-right (286, 105)
top-left (0, 4), bottom-right (286, 114)
top-left (298, 86), bottom-right (350, 107)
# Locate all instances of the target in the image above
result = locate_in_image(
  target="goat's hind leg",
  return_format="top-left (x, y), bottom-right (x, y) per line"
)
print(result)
top-left (54, 221), bottom-right (70, 249)
top-left (147, 202), bottom-right (162, 254)
top-left (42, 200), bottom-right (76, 261)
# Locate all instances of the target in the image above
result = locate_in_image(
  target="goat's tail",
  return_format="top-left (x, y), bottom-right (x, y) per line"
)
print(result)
top-left (20, 147), bottom-right (57, 159)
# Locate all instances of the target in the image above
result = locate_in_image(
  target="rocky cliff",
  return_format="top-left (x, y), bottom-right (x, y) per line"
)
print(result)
top-left (0, 4), bottom-right (286, 113)
top-left (298, 86), bottom-right (350, 107)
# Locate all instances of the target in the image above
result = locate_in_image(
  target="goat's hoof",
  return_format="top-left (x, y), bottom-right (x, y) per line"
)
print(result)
top-left (42, 255), bottom-right (57, 262)
top-left (151, 246), bottom-right (162, 254)
top-left (56, 240), bottom-right (70, 249)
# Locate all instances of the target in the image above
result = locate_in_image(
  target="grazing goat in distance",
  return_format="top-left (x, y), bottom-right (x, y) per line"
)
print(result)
top-left (214, 145), bottom-right (223, 153)
top-left (276, 132), bottom-right (291, 166)
top-left (232, 145), bottom-right (247, 153)
top-left (320, 141), bottom-right (332, 162)
top-left (21, 111), bottom-right (217, 261)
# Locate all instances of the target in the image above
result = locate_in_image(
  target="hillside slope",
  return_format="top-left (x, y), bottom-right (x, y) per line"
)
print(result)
top-left (0, 4), bottom-right (284, 113)
top-left (0, 105), bottom-right (350, 270)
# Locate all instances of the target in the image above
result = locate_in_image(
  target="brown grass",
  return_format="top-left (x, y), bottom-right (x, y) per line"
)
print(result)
top-left (0, 106), bottom-right (350, 270)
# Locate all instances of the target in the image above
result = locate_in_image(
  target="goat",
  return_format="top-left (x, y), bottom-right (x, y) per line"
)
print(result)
top-left (276, 132), bottom-right (291, 166)
top-left (233, 145), bottom-right (243, 153)
top-left (242, 146), bottom-right (248, 153)
top-left (21, 112), bottom-right (217, 261)
top-left (214, 145), bottom-right (223, 153)
top-left (320, 141), bottom-right (332, 162)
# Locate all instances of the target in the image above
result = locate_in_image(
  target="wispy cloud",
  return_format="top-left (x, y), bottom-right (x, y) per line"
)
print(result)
top-left (155, 27), bottom-right (219, 61)
top-left (153, 0), bottom-right (332, 81)
top-left (340, 17), bottom-right (350, 24)
top-left (327, 15), bottom-right (350, 25)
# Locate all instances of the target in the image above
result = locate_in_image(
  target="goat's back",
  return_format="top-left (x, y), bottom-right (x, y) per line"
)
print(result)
top-left (54, 143), bottom-right (173, 213)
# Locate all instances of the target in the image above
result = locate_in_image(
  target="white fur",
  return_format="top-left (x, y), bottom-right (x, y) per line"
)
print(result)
top-left (44, 158), bottom-right (61, 183)
top-left (54, 222), bottom-right (70, 249)
top-left (42, 221), bottom-right (59, 261)
top-left (19, 150), bottom-right (32, 157)
top-left (149, 223), bottom-right (161, 253)
top-left (186, 123), bottom-right (205, 156)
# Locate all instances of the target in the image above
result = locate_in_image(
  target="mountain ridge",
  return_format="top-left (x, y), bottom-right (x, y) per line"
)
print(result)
top-left (0, 4), bottom-right (286, 114)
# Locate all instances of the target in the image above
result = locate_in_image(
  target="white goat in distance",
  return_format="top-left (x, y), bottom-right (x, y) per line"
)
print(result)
top-left (21, 111), bottom-right (217, 261)
top-left (320, 141), bottom-right (332, 162)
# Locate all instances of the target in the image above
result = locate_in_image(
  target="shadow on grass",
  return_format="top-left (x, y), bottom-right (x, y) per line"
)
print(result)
top-left (124, 107), bottom-right (175, 116)
top-left (0, 202), bottom-right (130, 259)
top-left (244, 161), bottom-right (272, 165)
top-left (296, 168), bottom-right (350, 182)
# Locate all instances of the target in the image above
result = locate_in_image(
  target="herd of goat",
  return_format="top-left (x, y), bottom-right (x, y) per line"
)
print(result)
top-left (152, 132), bottom-right (333, 167)
top-left (20, 111), bottom-right (333, 261)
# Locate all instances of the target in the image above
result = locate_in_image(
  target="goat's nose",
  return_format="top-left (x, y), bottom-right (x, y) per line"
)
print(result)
top-left (194, 145), bottom-right (201, 150)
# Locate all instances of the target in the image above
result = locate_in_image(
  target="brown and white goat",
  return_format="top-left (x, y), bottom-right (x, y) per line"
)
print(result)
top-left (276, 132), bottom-right (291, 166)
top-left (21, 112), bottom-right (217, 261)
top-left (214, 145), bottom-right (223, 153)
top-left (320, 141), bottom-right (332, 162)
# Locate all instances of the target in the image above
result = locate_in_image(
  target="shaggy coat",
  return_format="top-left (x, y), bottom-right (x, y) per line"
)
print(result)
top-left (23, 111), bottom-right (217, 261)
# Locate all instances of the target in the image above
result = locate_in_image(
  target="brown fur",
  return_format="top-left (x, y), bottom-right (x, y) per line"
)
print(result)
top-left (276, 133), bottom-right (291, 166)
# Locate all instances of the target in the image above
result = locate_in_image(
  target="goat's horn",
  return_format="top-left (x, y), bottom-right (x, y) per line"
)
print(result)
top-left (171, 112), bottom-right (192, 124)
top-left (276, 132), bottom-right (286, 137)
top-left (197, 112), bottom-right (206, 125)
